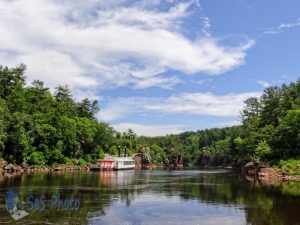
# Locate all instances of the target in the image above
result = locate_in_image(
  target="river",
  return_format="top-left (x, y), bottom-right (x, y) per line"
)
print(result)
top-left (0, 169), bottom-right (300, 225)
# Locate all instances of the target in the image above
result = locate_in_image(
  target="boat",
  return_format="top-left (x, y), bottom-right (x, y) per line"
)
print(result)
top-left (98, 156), bottom-right (135, 170)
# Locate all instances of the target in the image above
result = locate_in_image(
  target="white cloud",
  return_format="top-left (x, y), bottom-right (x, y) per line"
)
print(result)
top-left (98, 97), bottom-right (154, 121)
top-left (98, 91), bottom-right (261, 121)
top-left (264, 18), bottom-right (300, 34)
top-left (217, 120), bottom-right (242, 127)
top-left (190, 78), bottom-right (213, 85)
top-left (134, 75), bottom-right (181, 89)
top-left (201, 16), bottom-right (211, 37)
top-left (256, 80), bottom-right (271, 88)
top-left (72, 89), bottom-right (102, 102)
top-left (145, 92), bottom-right (261, 117)
top-left (112, 123), bottom-right (184, 136)
top-left (0, 0), bottom-right (254, 90)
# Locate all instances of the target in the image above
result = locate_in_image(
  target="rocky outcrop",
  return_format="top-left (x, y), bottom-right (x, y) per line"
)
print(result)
top-left (258, 168), bottom-right (278, 178)
top-left (242, 162), bottom-right (256, 175)
top-left (242, 161), bottom-right (300, 181)
top-left (133, 152), bottom-right (151, 169)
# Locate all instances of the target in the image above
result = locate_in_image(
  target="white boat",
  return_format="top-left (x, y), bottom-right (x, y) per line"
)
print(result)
top-left (114, 157), bottom-right (135, 170)
top-left (98, 156), bottom-right (135, 170)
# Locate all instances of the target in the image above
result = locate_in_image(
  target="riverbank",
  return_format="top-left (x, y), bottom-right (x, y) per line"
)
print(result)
top-left (2, 158), bottom-right (300, 182)
top-left (0, 159), bottom-right (176, 174)
top-left (243, 161), bottom-right (300, 181)
top-left (0, 159), bottom-right (90, 174)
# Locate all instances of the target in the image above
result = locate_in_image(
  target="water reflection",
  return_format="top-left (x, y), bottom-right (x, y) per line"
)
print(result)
top-left (0, 170), bottom-right (299, 225)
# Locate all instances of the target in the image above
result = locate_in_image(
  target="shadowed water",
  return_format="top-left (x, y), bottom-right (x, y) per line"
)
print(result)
top-left (0, 169), bottom-right (300, 225)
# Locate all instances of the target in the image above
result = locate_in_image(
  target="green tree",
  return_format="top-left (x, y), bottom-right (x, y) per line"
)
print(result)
top-left (28, 151), bottom-right (45, 165)
top-left (0, 64), bottom-right (26, 98)
top-left (255, 140), bottom-right (271, 161)
top-left (109, 146), bottom-right (118, 156)
top-left (0, 99), bottom-right (8, 154)
top-left (150, 144), bottom-right (166, 164)
top-left (98, 148), bottom-right (105, 159)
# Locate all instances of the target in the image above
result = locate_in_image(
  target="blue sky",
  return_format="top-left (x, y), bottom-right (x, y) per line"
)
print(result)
top-left (1, 0), bottom-right (300, 136)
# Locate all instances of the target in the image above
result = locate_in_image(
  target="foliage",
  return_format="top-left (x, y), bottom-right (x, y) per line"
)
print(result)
top-left (255, 140), bottom-right (271, 161)
top-left (150, 144), bottom-right (166, 164)
top-left (2, 64), bottom-right (300, 168)
top-left (98, 148), bottom-right (105, 159)
top-left (28, 151), bottom-right (45, 165)
top-left (64, 157), bottom-right (74, 166)
top-left (137, 78), bottom-right (300, 167)
top-left (0, 65), bottom-right (119, 165)
top-left (78, 158), bottom-right (87, 167)
top-left (278, 159), bottom-right (300, 175)
top-left (109, 146), bottom-right (118, 156)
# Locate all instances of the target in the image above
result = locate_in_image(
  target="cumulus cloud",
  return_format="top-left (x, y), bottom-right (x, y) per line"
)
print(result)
top-left (0, 0), bottom-right (253, 90)
top-left (112, 123), bottom-right (184, 137)
top-left (98, 91), bottom-right (261, 121)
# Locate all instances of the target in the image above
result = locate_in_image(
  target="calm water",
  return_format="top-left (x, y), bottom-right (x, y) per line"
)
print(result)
top-left (0, 169), bottom-right (300, 225)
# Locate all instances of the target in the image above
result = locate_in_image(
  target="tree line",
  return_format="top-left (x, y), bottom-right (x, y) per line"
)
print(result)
top-left (138, 78), bottom-right (300, 168)
top-left (0, 64), bottom-right (139, 166)
top-left (1, 64), bottom-right (299, 168)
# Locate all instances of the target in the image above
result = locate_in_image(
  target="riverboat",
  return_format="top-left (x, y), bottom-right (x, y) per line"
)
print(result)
top-left (98, 156), bottom-right (135, 170)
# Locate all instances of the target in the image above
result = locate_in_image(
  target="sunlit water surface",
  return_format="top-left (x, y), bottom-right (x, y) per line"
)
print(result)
top-left (0, 169), bottom-right (300, 225)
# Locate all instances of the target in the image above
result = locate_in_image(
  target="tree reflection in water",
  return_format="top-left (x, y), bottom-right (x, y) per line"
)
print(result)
top-left (0, 170), bottom-right (299, 225)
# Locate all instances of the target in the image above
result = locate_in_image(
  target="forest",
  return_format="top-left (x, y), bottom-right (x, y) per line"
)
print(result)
top-left (1, 65), bottom-right (300, 170)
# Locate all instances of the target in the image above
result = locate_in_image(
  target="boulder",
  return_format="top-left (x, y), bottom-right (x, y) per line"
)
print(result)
top-left (243, 162), bottom-right (256, 175)
top-left (21, 163), bottom-right (29, 169)
top-left (0, 159), bottom-right (7, 168)
top-left (244, 161), bottom-right (255, 168)
top-left (281, 169), bottom-right (288, 175)
top-left (258, 168), bottom-right (276, 178)
top-left (4, 163), bottom-right (16, 171)
top-left (4, 166), bottom-right (10, 171)
top-left (248, 169), bottom-right (256, 175)
top-left (72, 159), bottom-right (79, 165)
top-left (15, 165), bottom-right (22, 171)
top-left (54, 166), bottom-right (63, 171)
top-left (10, 164), bottom-right (17, 171)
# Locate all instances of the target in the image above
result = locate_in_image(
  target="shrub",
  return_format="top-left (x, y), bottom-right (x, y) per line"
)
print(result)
top-left (98, 148), bottom-right (105, 159)
top-left (255, 140), bottom-right (271, 160)
top-left (28, 151), bottom-right (45, 165)
top-left (83, 154), bottom-right (92, 163)
top-left (64, 157), bottom-right (73, 166)
top-left (78, 158), bottom-right (87, 167)
top-left (109, 146), bottom-right (118, 156)
top-left (278, 159), bottom-right (300, 175)
top-left (126, 149), bottom-right (132, 156)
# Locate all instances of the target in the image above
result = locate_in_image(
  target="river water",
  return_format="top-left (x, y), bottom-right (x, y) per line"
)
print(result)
top-left (0, 169), bottom-right (300, 225)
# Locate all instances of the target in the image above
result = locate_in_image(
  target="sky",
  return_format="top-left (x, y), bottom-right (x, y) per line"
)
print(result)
top-left (1, 0), bottom-right (300, 136)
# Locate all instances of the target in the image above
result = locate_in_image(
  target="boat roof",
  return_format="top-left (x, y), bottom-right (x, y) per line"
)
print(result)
top-left (100, 157), bottom-right (134, 161)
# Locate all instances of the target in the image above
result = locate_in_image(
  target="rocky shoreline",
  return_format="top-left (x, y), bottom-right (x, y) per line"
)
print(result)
top-left (243, 162), bottom-right (300, 181)
top-left (2, 159), bottom-right (300, 182)
top-left (0, 158), bottom-right (184, 175)
top-left (0, 160), bottom-right (90, 174)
